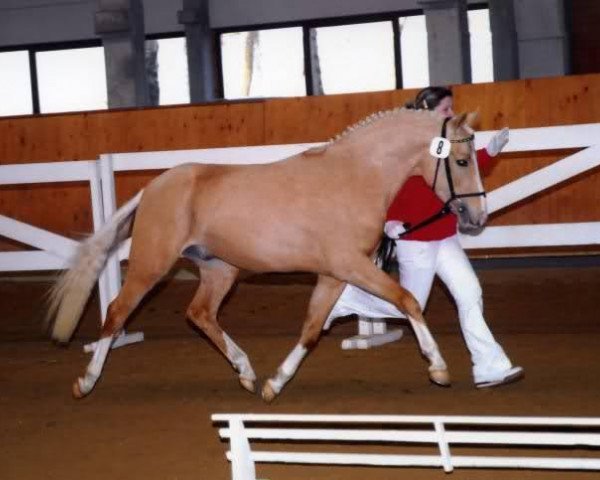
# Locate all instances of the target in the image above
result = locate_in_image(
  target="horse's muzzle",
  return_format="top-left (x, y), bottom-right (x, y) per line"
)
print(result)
top-left (453, 201), bottom-right (487, 235)
top-left (458, 222), bottom-right (485, 236)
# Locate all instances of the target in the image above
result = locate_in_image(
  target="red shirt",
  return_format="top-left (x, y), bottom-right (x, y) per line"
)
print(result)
top-left (386, 149), bottom-right (493, 241)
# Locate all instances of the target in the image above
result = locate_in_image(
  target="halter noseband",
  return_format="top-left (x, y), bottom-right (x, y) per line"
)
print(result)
top-left (399, 117), bottom-right (486, 237)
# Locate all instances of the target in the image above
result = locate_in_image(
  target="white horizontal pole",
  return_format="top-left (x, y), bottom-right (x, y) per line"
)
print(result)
top-left (474, 123), bottom-right (600, 151)
top-left (460, 222), bottom-right (600, 249)
top-left (451, 455), bottom-right (600, 471)
top-left (119, 221), bottom-right (600, 261)
top-left (103, 124), bottom-right (600, 174)
top-left (0, 160), bottom-right (95, 185)
top-left (238, 452), bottom-right (600, 470)
top-left (241, 451), bottom-right (447, 467)
top-left (212, 413), bottom-right (600, 426)
top-left (219, 427), bottom-right (600, 447)
top-left (0, 251), bottom-right (68, 271)
top-left (110, 143), bottom-right (322, 171)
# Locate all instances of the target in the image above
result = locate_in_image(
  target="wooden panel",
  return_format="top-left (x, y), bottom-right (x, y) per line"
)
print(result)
top-left (0, 102), bottom-right (266, 249)
top-left (264, 91), bottom-right (396, 144)
top-left (452, 75), bottom-right (600, 129)
top-left (1, 74), bottom-right (599, 254)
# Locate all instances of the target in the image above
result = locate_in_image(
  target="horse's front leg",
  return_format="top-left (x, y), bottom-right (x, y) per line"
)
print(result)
top-left (262, 275), bottom-right (345, 403)
top-left (336, 255), bottom-right (450, 387)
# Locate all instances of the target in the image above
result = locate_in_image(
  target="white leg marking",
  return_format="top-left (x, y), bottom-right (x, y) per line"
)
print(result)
top-left (223, 333), bottom-right (256, 381)
top-left (407, 316), bottom-right (447, 372)
top-left (79, 336), bottom-right (113, 395)
top-left (268, 344), bottom-right (308, 394)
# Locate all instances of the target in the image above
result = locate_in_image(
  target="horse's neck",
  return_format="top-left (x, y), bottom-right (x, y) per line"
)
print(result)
top-left (340, 114), bottom-right (438, 206)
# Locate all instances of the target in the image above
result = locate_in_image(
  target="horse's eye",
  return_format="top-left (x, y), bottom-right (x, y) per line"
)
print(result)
top-left (456, 159), bottom-right (469, 167)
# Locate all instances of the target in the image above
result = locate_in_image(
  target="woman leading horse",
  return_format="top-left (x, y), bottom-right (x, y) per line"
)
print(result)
top-left (47, 107), bottom-right (485, 402)
top-left (327, 87), bottom-right (523, 389)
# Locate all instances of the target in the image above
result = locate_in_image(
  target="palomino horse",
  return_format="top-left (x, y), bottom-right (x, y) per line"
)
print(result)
top-left (47, 108), bottom-right (485, 402)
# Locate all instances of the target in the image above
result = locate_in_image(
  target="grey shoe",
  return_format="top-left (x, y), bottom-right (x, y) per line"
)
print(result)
top-left (475, 366), bottom-right (524, 389)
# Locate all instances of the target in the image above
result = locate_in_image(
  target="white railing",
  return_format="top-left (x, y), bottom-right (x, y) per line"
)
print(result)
top-left (212, 413), bottom-right (600, 479)
top-left (0, 157), bottom-right (144, 351)
top-left (1, 124), bottom-right (599, 331)
top-left (101, 123), bottom-right (600, 258)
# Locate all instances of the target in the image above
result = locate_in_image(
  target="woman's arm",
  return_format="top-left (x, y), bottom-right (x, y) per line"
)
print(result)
top-left (477, 127), bottom-right (509, 175)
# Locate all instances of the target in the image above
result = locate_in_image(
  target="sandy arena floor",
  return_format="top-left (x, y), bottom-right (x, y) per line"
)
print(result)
top-left (1, 264), bottom-right (599, 480)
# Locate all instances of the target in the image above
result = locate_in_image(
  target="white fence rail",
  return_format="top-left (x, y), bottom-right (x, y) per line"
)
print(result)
top-left (212, 413), bottom-right (600, 479)
top-left (1, 124), bottom-right (599, 328)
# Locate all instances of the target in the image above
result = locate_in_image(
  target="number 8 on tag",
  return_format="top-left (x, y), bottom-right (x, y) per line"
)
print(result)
top-left (429, 137), bottom-right (451, 158)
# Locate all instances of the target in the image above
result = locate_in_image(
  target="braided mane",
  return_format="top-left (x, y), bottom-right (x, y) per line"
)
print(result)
top-left (331, 107), bottom-right (436, 143)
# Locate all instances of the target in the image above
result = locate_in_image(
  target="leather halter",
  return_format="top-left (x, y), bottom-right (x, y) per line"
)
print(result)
top-left (397, 117), bottom-right (486, 238)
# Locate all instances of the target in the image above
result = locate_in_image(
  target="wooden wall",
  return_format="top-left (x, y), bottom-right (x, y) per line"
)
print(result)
top-left (1, 73), bottom-right (599, 254)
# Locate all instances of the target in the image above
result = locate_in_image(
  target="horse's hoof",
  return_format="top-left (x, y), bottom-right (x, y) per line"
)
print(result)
top-left (429, 369), bottom-right (451, 387)
top-left (72, 379), bottom-right (86, 399)
top-left (261, 381), bottom-right (277, 403)
top-left (239, 377), bottom-right (256, 394)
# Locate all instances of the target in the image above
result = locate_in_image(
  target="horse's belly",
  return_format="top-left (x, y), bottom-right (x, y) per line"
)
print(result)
top-left (203, 228), bottom-right (324, 273)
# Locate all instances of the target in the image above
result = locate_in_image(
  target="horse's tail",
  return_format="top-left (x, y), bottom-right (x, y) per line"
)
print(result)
top-left (46, 190), bottom-right (144, 343)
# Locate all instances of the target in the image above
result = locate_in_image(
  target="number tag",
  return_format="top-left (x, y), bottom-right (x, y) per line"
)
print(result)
top-left (429, 137), bottom-right (451, 158)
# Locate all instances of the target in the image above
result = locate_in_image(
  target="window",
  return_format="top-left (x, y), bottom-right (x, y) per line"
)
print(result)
top-left (36, 46), bottom-right (107, 114)
top-left (0, 51), bottom-right (33, 117)
top-left (147, 37), bottom-right (190, 106)
top-left (468, 8), bottom-right (493, 83)
top-left (398, 15), bottom-right (429, 89)
top-left (221, 27), bottom-right (306, 99)
top-left (312, 22), bottom-right (395, 95)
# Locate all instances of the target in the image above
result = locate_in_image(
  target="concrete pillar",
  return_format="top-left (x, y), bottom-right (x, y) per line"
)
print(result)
top-left (513, 0), bottom-right (569, 78)
top-left (95, 0), bottom-right (149, 108)
top-left (178, 0), bottom-right (219, 102)
top-left (418, 0), bottom-right (471, 85)
top-left (488, 0), bottom-right (519, 81)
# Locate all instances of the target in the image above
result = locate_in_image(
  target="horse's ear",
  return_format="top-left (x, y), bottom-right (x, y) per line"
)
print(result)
top-left (448, 112), bottom-right (467, 129)
top-left (466, 111), bottom-right (480, 129)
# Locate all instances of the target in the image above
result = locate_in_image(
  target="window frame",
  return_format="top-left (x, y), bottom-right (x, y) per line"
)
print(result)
top-left (0, 3), bottom-right (491, 116)
top-left (216, 4), bottom-right (489, 97)
top-left (0, 39), bottom-right (102, 116)
top-left (214, 10), bottom-right (422, 96)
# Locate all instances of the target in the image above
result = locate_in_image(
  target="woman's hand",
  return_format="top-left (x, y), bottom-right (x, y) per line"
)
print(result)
top-left (384, 220), bottom-right (406, 239)
top-left (486, 127), bottom-right (509, 157)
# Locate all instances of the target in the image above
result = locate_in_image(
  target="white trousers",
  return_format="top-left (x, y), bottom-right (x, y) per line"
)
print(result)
top-left (327, 235), bottom-right (513, 382)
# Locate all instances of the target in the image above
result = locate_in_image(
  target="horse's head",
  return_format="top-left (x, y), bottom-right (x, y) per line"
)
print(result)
top-left (421, 112), bottom-right (488, 234)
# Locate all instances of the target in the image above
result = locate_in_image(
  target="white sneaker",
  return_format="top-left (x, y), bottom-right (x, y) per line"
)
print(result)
top-left (475, 366), bottom-right (524, 389)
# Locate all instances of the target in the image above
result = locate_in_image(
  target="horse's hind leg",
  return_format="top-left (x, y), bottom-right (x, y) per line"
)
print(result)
top-left (262, 275), bottom-right (345, 403)
top-left (186, 259), bottom-right (257, 393)
top-left (335, 255), bottom-right (450, 387)
top-left (73, 243), bottom-right (182, 398)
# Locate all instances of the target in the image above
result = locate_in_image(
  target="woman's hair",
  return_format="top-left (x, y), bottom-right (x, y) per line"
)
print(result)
top-left (405, 86), bottom-right (453, 111)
